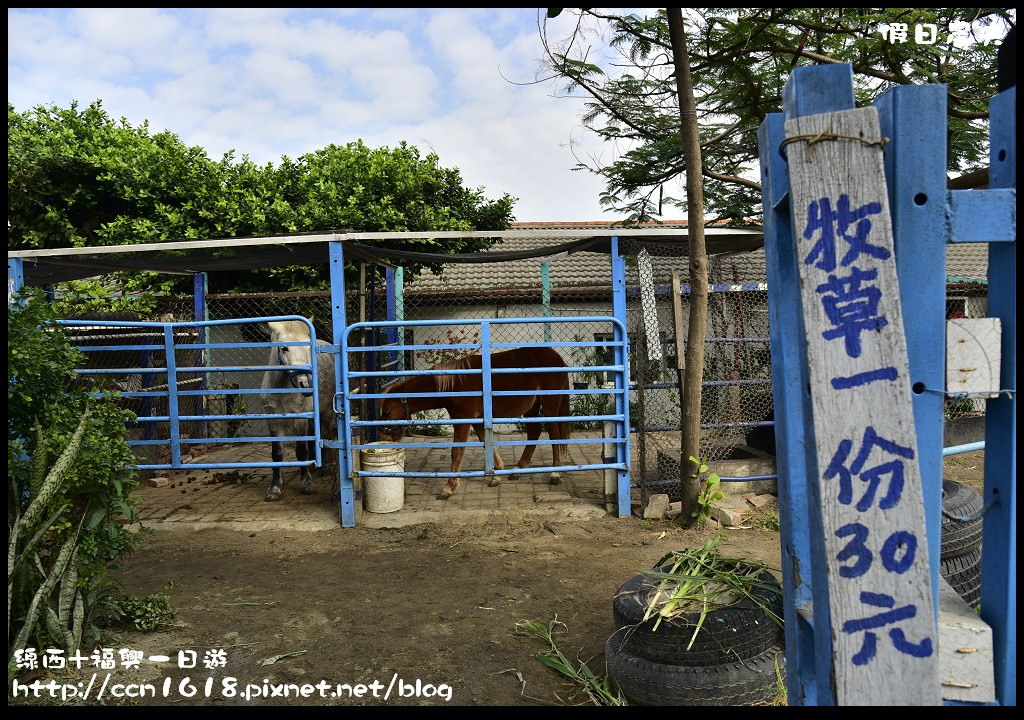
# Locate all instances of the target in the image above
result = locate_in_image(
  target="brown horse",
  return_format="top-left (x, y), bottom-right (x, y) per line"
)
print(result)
top-left (378, 346), bottom-right (571, 499)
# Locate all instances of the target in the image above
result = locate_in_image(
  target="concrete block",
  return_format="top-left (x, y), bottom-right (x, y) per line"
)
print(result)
top-left (643, 494), bottom-right (670, 519)
top-left (711, 504), bottom-right (745, 527)
top-left (144, 476), bottom-right (170, 488)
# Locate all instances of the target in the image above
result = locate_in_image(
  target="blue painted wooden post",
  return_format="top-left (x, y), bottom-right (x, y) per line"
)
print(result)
top-left (758, 63), bottom-right (856, 705)
top-left (329, 240), bottom-right (356, 528)
top-left (874, 85), bottom-right (948, 619)
top-left (981, 85), bottom-right (1016, 707)
top-left (8, 257), bottom-right (25, 305)
top-left (763, 62), bottom-right (1016, 705)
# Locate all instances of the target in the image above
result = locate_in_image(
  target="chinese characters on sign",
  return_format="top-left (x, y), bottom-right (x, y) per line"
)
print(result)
top-left (785, 105), bottom-right (938, 704)
top-left (877, 21), bottom-right (976, 45)
top-left (13, 647), bottom-right (229, 671)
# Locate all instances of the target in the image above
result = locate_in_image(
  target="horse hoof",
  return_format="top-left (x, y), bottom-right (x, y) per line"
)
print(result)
top-left (438, 490), bottom-right (452, 500)
top-left (300, 480), bottom-right (316, 495)
top-left (549, 473), bottom-right (562, 485)
top-left (487, 477), bottom-right (501, 488)
top-left (266, 489), bottom-right (282, 502)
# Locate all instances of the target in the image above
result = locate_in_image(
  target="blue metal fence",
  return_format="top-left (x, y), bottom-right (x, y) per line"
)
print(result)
top-left (58, 315), bottom-right (323, 472)
top-left (341, 316), bottom-right (632, 484)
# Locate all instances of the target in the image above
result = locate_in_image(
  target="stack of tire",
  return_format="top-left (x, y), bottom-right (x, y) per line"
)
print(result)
top-left (940, 478), bottom-right (984, 607)
top-left (605, 566), bottom-right (785, 706)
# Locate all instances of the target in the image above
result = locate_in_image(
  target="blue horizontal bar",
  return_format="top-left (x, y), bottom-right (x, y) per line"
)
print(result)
top-left (136, 461), bottom-right (315, 470)
top-left (493, 437), bottom-right (624, 448)
top-left (353, 418), bottom-right (480, 428)
top-left (352, 441), bottom-right (481, 451)
top-left (350, 343), bottom-right (480, 353)
top-left (942, 441), bottom-right (985, 456)
top-left (348, 369), bottom-right (479, 378)
top-left (493, 463), bottom-right (625, 476)
top-left (492, 365), bottom-right (623, 374)
top-left (946, 188), bottom-right (1016, 243)
top-left (357, 470), bottom-right (485, 478)
top-left (175, 412), bottom-right (313, 422)
top-left (497, 415), bottom-right (624, 423)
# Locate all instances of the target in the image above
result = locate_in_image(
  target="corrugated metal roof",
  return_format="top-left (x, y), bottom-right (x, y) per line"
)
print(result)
top-left (404, 222), bottom-right (991, 294)
top-left (405, 221), bottom-right (767, 293)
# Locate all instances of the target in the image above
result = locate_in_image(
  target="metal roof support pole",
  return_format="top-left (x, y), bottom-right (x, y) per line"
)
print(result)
top-left (386, 266), bottom-right (405, 372)
top-left (542, 261), bottom-right (552, 343)
top-left (367, 264), bottom-right (379, 443)
top-left (330, 240), bottom-right (356, 528)
top-left (610, 236), bottom-right (631, 517)
top-left (981, 84), bottom-right (1016, 706)
top-left (193, 272), bottom-right (209, 441)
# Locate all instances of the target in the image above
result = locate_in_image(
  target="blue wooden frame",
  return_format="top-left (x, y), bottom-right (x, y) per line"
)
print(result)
top-left (759, 64), bottom-right (1016, 705)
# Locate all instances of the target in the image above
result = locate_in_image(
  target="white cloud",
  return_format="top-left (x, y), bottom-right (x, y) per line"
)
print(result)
top-left (7, 7), bottom-right (618, 221)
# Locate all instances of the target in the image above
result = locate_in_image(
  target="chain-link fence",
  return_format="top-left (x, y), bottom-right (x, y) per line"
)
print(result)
top-left (47, 240), bottom-right (988, 499)
top-left (617, 240), bottom-right (775, 501)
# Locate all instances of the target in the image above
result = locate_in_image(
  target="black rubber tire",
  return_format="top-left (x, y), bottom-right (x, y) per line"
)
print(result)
top-left (605, 633), bottom-right (785, 706)
top-left (941, 546), bottom-right (982, 607)
top-left (941, 479), bottom-right (983, 560)
top-left (611, 567), bottom-right (783, 666)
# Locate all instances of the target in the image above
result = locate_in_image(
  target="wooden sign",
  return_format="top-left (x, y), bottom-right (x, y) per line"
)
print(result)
top-left (785, 106), bottom-right (939, 705)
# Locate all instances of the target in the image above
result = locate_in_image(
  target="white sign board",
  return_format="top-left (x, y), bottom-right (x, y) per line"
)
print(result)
top-left (946, 318), bottom-right (1002, 398)
top-left (785, 106), bottom-right (939, 705)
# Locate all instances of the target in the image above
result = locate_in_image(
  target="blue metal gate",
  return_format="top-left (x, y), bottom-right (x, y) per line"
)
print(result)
top-left (341, 316), bottom-right (631, 497)
top-left (57, 315), bottom-right (325, 474)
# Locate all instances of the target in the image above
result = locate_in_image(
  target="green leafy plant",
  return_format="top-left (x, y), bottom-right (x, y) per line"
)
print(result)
top-left (689, 455), bottom-right (723, 524)
top-left (641, 536), bottom-right (783, 644)
top-left (515, 617), bottom-right (627, 706)
top-left (115, 582), bottom-right (175, 632)
top-left (8, 289), bottom-right (147, 672)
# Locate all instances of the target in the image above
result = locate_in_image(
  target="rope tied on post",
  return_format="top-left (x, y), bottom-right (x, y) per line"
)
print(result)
top-left (780, 124), bottom-right (890, 162)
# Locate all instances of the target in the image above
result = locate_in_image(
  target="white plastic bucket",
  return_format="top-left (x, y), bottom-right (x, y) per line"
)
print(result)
top-left (360, 443), bottom-right (405, 513)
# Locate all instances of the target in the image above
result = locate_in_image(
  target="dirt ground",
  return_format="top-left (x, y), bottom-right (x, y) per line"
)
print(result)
top-left (14, 452), bottom-right (986, 708)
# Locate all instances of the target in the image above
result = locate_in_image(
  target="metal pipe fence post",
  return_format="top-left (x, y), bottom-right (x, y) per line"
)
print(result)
top-left (610, 236), bottom-right (631, 517)
top-left (330, 240), bottom-right (355, 527)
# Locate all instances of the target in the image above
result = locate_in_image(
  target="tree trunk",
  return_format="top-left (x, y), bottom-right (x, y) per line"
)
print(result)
top-left (667, 8), bottom-right (709, 524)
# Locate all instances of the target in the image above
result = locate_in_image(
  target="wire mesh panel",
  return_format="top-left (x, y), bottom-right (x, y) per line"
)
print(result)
top-left (618, 239), bottom-right (776, 502)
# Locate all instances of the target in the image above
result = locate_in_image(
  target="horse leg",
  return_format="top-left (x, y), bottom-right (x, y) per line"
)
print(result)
top-left (267, 438), bottom-right (285, 501)
top-left (296, 438), bottom-right (316, 495)
top-left (542, 394), bottom-right (566, 485)
top-left (472, 423), bottom-right (504, 487)
top-left (512, 398), bottom-right (542, 480)
top-left (440, 423), bottom-right (471, 500)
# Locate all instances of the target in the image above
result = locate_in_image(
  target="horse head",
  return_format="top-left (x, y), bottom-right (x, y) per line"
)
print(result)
top-left (377, 380), bottom-right (407, 442)
top-left (267, 320), bottom-right (314, 390)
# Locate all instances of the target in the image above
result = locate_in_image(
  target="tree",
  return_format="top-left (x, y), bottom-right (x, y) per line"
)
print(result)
top-left (539, 8), bottom-right (1014, 223)
top-left (7, 101), bottom-right (516, 294)
top-left (665, 8), bottom-right (709, 523)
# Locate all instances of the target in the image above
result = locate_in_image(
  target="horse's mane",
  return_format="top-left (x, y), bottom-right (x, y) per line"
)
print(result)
top-left (433, 357), bottom-right (473, 393)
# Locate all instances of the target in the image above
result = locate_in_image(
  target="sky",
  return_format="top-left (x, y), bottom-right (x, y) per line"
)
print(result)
top-left (7, 8), bottom-right (628, 223)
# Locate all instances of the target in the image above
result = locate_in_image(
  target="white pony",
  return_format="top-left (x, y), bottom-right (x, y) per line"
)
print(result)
top-left (260, 320), bottom-right (335, 501)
